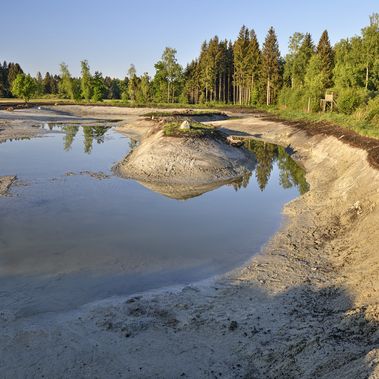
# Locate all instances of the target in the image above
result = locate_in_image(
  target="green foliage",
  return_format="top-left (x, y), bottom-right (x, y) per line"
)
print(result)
top-left (35, 72), bottom-right (44, 96)
top-left (362, 13), bottom-right (379, 90)
top-left (0, 62), bottom-right (23, 97)
top-left (333, 37), bottom-right (366, 88)
top-left (137, 73), bottom-right (151, 103)
top-left (58, 62), bottom-right (74, 99)
top-left (261, 27), bottom-right (282, 105)
top-left (80, 60), bottom-right (92, 101)
top-left (244, 139), bottom-right (309, 192)
top-left (284, 33), bottom-right (314, 89)
top-left (233, 27), bottom-right (261, 105)
top-left (144, 110), bottom-right (225, 118)
top-left (316, 30), bottom-right (334, 88)
top-left (303, 54), bottom-right (326, 111)
top-left (91, 71), bottom-right (106, 102)
top-left (336, 88), bottom-right (367, 114)
top-left (359, 95), bottom-right (379, 124)
top-left (278, 87), bottom-right (307, 111)
top-left (11, 73), bottom-right (37, 102)
top-left (163, 120), bottom-right (220, 138)
top-left (127, 64), bottom-right (138, 102)
top-left (72, 78), bottom-right (82, 101)
top-left (152, 48), bottom-right (183, 103)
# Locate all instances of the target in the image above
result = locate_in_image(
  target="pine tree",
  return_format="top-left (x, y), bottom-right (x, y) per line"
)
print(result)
top-left (261, 27), bottom-right (282, 105)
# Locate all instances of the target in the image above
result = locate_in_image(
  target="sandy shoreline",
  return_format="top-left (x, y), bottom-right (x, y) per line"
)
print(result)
top-left (0, 106), bottom-right (378, 378)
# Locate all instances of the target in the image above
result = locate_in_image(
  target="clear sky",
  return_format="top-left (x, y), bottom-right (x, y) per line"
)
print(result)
top-left (1, 0), bottom-right (377, 78)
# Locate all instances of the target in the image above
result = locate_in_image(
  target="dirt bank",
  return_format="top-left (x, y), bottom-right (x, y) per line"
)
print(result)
top-left (113, 126), bottom-right (255, 199)
top-left (0, 110), bottom-right (378, 378)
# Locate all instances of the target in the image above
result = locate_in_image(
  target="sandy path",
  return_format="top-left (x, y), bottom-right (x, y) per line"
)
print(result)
top-left (0, 108), bottom-right (378, 378)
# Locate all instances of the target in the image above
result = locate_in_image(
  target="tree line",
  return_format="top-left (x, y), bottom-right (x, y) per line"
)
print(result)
top-left (1, 13), bottom-right (378, 117)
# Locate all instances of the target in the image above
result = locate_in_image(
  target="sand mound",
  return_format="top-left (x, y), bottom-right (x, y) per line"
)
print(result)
top-left (113, 129), bottom-right (255, 197)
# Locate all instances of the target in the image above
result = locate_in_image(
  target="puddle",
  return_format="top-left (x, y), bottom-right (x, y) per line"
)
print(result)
top-left (0, 124), bottom-right (307, 317)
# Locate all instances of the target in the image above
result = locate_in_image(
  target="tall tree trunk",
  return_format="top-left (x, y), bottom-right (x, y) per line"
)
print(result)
top-left (218, 73), bottom-right (222, 102)
top-left (266, 78), bottom-right (270, 106)
top-left (227, 71), bottom-right (230, 103)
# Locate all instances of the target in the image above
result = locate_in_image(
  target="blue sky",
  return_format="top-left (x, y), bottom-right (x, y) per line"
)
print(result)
top-left (1, 0), bottom-right (377, 78)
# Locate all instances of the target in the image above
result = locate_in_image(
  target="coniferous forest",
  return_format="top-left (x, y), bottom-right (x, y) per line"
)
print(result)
top-left (1, 14), bottom-right (379, 128)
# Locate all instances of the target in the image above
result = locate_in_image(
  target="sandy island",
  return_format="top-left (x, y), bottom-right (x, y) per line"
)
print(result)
top-left (0, 106), bottom-right (378, 378)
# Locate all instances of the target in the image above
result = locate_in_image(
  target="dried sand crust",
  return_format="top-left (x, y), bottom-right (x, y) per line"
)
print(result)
top-left (0, 108), bottom-right (378, 378)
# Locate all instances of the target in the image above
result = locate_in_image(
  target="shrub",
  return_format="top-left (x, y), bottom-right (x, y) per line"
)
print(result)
top-left (278, 87), bottom-right (310, 111)
top-left (336, 88), bottom-right (367, 115)
top-left (361, 95), bottom-right (379, 125)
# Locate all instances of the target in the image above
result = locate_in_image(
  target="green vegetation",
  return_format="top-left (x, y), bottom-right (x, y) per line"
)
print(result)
top-left (244, 139), bottom-right (309, 194)
top-left (143, 110), bottom-right (225, 118)
top-left (1, 13), bottom-right (379, 137)
top-left (163, 120), bottom-right (220, 138)
top-left (11, 73), bottom-right (37, 102)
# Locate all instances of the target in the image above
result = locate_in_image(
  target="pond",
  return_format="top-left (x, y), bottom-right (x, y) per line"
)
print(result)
top-left (0, 124), bottom-right (308, 318)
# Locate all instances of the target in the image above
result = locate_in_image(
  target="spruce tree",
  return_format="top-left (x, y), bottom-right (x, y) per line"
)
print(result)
top-left (43, 72), bottom-right (52, 94)
top-left (91, 71), bottom-right (105, 102)
top-left (247, 29), bottom-right (261, 104)
top-left (317, 30), bottom-right (334, 88)
top-left (261, 27), bottom-right (282, 105)
top-left (296, 33), bottom-right (314, 86)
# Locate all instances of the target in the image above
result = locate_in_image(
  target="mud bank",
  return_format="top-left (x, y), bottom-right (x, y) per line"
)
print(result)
top-left (0, 111), bottom-right (378, 378)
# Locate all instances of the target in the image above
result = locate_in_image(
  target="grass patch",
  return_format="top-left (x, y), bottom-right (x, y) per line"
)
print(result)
top-left (144, 110), bottom-right (226, 118)
top-left (163, 120), bottom-right (222, 138)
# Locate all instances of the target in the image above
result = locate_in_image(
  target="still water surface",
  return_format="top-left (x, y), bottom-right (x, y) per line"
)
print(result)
top-left (0, 125), bottom-right (308, 317)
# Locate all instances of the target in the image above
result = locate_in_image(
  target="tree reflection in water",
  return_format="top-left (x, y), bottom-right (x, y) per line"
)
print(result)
top-left (233, 139), bottom-right (309, 194)
top-left (60, 127), bottom-right (308, 193)
top-left (62, 125), bottom-right (110, 154)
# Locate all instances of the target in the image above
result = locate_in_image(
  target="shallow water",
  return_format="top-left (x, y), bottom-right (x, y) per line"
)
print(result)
top-left (0, 124), bottom-right (307, 317)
